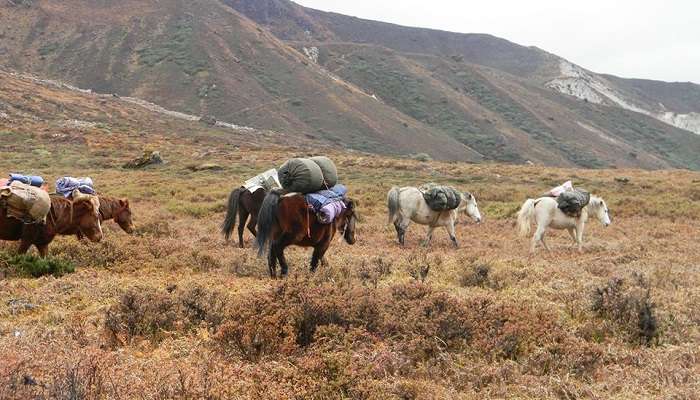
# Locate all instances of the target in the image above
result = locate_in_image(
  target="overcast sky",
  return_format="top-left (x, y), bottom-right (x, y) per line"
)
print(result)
top-left (294, 0), bottom-right (700, 84)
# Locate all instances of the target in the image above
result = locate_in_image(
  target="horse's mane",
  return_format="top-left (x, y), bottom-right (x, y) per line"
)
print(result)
top-left (97, 195), bottom-right (126, 217)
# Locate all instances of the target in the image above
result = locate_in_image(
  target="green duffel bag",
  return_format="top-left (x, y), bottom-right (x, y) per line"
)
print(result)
top-left (421, 185), bottom-right (462, 211)
top-left (278, 158), bottom-right (324, 194)
top-left (310, 156), bottom-right (338, 187)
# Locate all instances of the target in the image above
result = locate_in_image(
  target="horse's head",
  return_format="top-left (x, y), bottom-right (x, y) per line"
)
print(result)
top-left (339, 198), bottom-right (358, 245)
top-left (114, 198), bottom-right (135, 234)
top-left (589, 196), bottom-right (611, 227)
top-left (458, 192), bottom-right (482, 223)
top-left (72, 190), bottom-right (103, 242)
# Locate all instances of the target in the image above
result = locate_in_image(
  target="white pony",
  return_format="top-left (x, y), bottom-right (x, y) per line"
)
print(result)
top-left (387, 186), bottom-right (482, 247)
top-left (517, 195), bottom-right (611, 253)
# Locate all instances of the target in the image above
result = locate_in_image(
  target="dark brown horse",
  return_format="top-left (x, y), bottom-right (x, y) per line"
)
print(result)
top-left (72, 196), bottom-right (134, 239)
top-left (256, 190), bottom-right (357, 278)
top-left (222, 187), bottom-right (266, 247)
top-left (0, 193), bottom-right (103, 257)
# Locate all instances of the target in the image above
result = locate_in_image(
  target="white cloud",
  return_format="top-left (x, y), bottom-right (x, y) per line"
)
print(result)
top-left (294, 0), bottom-right (700, 83)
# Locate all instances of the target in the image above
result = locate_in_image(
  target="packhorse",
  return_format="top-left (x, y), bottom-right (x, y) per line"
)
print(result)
top-left (221, 187), bottom-right (266, 247)
top-left (255, 190), bottom-right (358, 278)
top-left (72, 195), bottom-right (134, 239)
top-left (0, 191), bottom-right (103, 257)
top-left (517, 195), bottom-right (611, 253)
top-left (387, 186), bottom-right (481, 247)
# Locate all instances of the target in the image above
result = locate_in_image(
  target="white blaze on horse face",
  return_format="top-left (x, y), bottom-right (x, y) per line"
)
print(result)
top-left (591, 198), bottom-right (611, 227)
top-left (464, 195), bottom-right (482, 223)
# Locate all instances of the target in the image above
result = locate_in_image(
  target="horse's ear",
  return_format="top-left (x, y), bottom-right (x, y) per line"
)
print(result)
top-left (464, 192), bottom-right (472, 200)
top-left (120, 198), bottom-right (129, 208)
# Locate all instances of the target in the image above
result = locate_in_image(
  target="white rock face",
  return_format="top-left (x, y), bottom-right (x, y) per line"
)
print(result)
top-left (303, 46), bottom-right (319, 64)
top-left (659, 112), bottom-right (700, 134)
top-left (547, 60), bottom-right (700, 135)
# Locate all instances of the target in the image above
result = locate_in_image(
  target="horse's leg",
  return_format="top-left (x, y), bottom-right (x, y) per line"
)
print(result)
top-left (422, 226), bottom-right (435, 247)
top-left (37, 244), bottom-right (49, 258)
top-left (237, 209), bottom-right (249, 248)
top-left (541, 234), bottom-right (551, 252)
top-left (277, 243), bottom-right (290, 277)
top-left (395, 217), bottom-right (410, 246)
top-left (445, 220), bottom-right (458, 248)
top-left (567, 228), bottom-right (577, 244)
top-left (17, 240), bottom-right (32, 255)
top-left (531, 225), bottom-right (546, 254)
top-left (575, 222), bottom-right (585, 253)
top-left (310, 241), bottom-right (331, 273)
top-left (246, 215), bottom-right (257, 237)
top-left (267, 243), bottom-right (278, 278)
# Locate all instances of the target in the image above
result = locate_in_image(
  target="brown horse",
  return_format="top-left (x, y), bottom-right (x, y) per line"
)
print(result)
top-left (256, 190), bottom-right (357, 278)
top-left (221, 187), bottom-right (266, 247)
top-left (72, 196), bottom-right (134, 239)
top-left (0, 192), bottom-right (103, 257)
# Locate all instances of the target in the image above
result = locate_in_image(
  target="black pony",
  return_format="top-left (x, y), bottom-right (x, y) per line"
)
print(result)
top-left (221, 187), bottom-right (266, 248)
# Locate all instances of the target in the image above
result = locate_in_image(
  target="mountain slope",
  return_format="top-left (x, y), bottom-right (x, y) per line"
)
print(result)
top-left (2, 0), bottom-right (700, 169)
top-left (0, 0), bottom-right (481, 162)
top-left (226, 0), bottom-right (700, 137)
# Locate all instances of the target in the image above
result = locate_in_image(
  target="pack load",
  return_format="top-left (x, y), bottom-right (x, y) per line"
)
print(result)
top-left (546, 181), bottom-right (573, 197)
top-left (56, 177), bottom-right (96, 198)
top-left (556, 189), bottom-right (591, 218)
top-left (9, 173), bottom-right (45, 188)
top-left (546, 181), bottom-right (590, 217)
top-left (305, 184), bottom-right (347, 224)
top-left (0, 181), bottom-right (52, 224)
top-left (309, 156), bottom-right (338, 187)
top-left (243, 169), bottom-right (281, 193)
top-left (419, 183), bottom-right (462, 212)
top-left (278, 158), bottom-right (325, 194)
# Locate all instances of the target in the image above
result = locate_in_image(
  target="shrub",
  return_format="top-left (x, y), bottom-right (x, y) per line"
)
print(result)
top-left (104, 285), bottom-right (228, 346)
top-left (104, 287), bottom-right (178, 345)
top-left (459, 262), bottom-right (491, 288)
top-left (591, 274), bottom-right (659, 345)
top-left (0, 253), bottom-right (75, 278)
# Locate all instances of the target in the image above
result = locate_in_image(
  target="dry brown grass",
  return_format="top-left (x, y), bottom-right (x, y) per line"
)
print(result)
top-left (1, 72), bottom-right (700, 399)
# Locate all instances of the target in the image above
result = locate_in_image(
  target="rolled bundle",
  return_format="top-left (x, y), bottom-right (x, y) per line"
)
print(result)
top-left (278, 158), bottom-right (324, 194)
top-left (309, 156), bottom-right (338, 187)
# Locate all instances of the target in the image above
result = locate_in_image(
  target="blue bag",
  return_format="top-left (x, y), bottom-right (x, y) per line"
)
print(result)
top-left (9, 173), bottom-right (44, 188)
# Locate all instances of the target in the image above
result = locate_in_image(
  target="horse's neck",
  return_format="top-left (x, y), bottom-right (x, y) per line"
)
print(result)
top-left (49, 199), bottom-right (74, 233)
top-left (98, 196), bottom-right (117, 219)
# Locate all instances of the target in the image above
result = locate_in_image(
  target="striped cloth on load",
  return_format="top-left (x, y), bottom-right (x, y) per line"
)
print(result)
top-left (55, 177), bottom-right (96, 197)
top-left (305, 184), bottom-right (347, 224)
top-left (0, 181), bottom-right (51, 224)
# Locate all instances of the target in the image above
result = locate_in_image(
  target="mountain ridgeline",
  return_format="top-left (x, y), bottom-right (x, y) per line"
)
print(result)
top-left (1, 0), bottom-right (700, 169)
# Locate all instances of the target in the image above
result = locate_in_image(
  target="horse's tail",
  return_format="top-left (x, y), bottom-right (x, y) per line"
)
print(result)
top-left (387, 186), bottom-right (401, 225)
top-left (221, 188), bottom-right (243, 241)
top-left (256, 190), bottom-right (281, 257)
top-left (517, 199), bottom-right (536, 237)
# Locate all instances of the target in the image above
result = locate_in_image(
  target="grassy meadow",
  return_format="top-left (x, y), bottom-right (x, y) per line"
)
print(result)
top-left (1, 72), bottom-right (700, 399)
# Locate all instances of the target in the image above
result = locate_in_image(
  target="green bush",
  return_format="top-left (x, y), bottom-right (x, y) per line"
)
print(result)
top-left (0, 253), bottom-right (75, 278)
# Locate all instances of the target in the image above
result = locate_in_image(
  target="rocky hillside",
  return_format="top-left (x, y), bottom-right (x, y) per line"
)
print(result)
top-left (2, 0), bottom-right (700, 169)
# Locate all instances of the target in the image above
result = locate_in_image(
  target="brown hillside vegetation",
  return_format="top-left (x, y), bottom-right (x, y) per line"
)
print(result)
top-left (1, 71), bottom-right (700, 399)
top-left (2, 0), bottom-right (700, 168)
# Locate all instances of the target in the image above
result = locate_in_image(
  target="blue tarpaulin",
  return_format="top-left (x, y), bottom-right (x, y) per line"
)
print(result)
top-left (9, 174), bottom-right (44, 188)
top-left (55, 177), bottom-right (97, 197)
